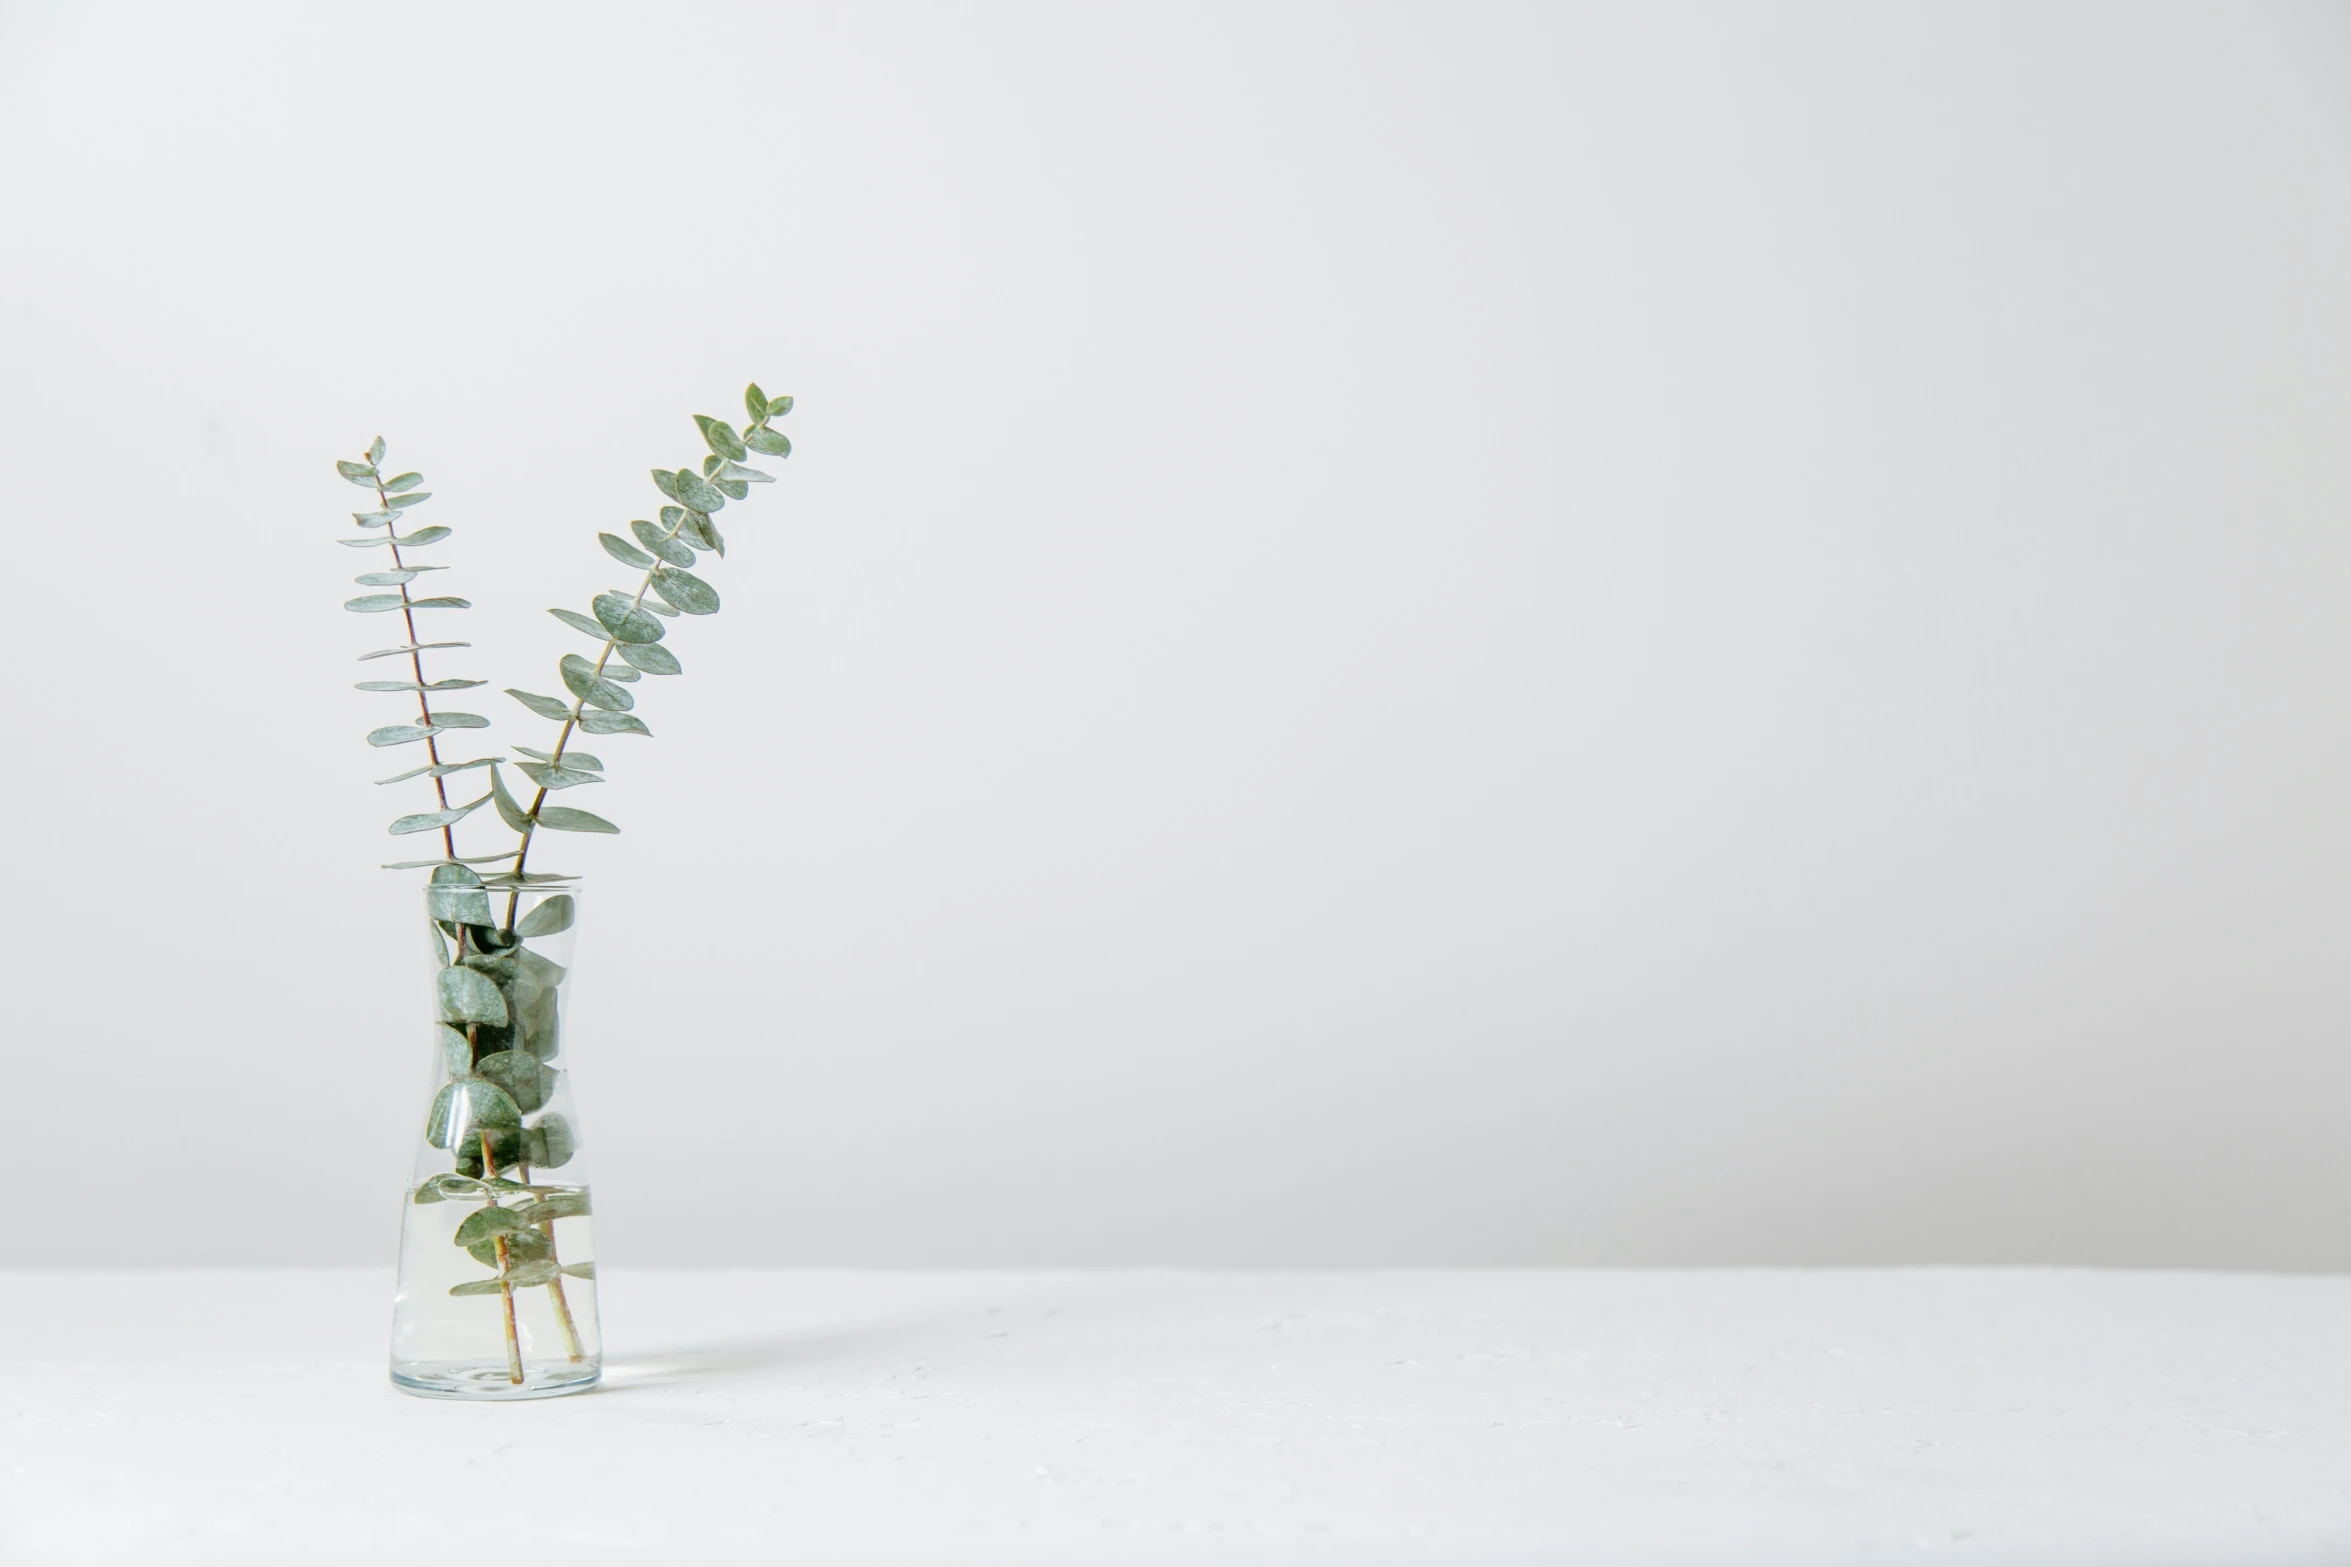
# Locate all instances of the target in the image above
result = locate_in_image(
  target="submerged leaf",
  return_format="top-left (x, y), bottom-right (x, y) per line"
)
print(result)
top-left (448, 1277), bottom-right (507, 1297)
top-left (560, 1261), bottom-right (598, 1280)
top-left (433, 1023), bottom-right (474, 1077)
top-left (600, 531), bottom-right (656, 568)
top-left (520, 1191), bottom-right (591, 1224)
top-left (453, 1204), bottom-right (525, 1251)
top-left (504, 1258), bottom-right (560, 1288)
top-left (506, 688), bottom-right (574, 721)
top-left (475, 1050), bottom-right (553, 1115)
top-left (528, 1113), bottom-right (577, 1168)
top-left (436, 966), bottom-right (510, 1027)
top-left (533, 805), bottom-right (619, 834)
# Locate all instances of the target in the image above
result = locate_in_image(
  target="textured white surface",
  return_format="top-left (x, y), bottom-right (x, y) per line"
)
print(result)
top-left (2, 1268), bottom-right (2347, 1564)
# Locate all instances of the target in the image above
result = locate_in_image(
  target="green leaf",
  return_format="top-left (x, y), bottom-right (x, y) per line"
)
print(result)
top-left (548, 607), bottom-right (609, 641)
top-left (344, 594), bottom-right (407, 613)
top-left (560, 1261), bottom-right (597, 1280)
top-left (352, 510), bottom-right (399, 527)
top-left (674, 468), bottom-right (727, 512)
top-left (745, 383), bottom-right (769, 421)
top-left (433, 1022), bottom-right (474, 1077)
top-left (404, 596), bottom-right (471, 610)
top-left (633, 517), bottom-right (695, 566)
top-left (718, 459), bottom-right (774, 484)
top-left (712, 477), bottom-right (749, 501)
top-left (453, 1204), bottom-right (524, 1251)
top-left (336, 459), bottom-right (374, 480)
top-left (426, 1076), bottom-right (521, 1147)
top-left (695, 414), bottom-right (750, 462)
top-left (355, 677), bottom-right (484, 693)
top-left (520, 1191), bottom-right (591, 1224)
top-left (599, 531), bottom-right (656, 568)
top-left (592, 592), bottom-right (665, 644)
top-left (427, 872), bottom-right (495, 922)
top-left (515, 761), bottom-right (602, 791)
top-left (490, 762), bottom-right (536, 833)
top-left (391, 525), bottom-right (451, 547)
top-left (366, 723), bottom-right (442, 748)
top-left (533, 805), bottom-right (619, 834)
top-left (448, 1277), bottom-right (507, 1297)
top-left (615, 641), bottom-right (682, 676)
top-left (483, 871), bottom-right (579, 892)
top-left (383, 472), bottom-right (424, 493)
top-left (516, 745), bottom-right (602, 771)
top-left (767, 394), bottom-right (793, 418)
top-left (514, 894), bottom-right (574, 938)
top-left (437, 967), bottom-right (510, 1027)
top-left (382, 852), bottom-right (522, 869)
top-left (600, 662), bottom-right (640, 683)
top-left (475, 1050), bottom-right (552, 1114)
top-left (577, 710), bottom-right (651, 738)
top-left (368, 436), bottom-right (386, 464)
top-left (702, 454), bottom-right (722, 478)
top-left (392, 791), bottom-right (489, 835)
top-left (744, 426), bottom-right (791, 457)
top-left (359, 641), bottom-right (469, 661)
top-left (687, 511), bottom-right (725, 557)
top-left (472, 1223), bottom-right (551, 1269)
top-left (375, 757), bottom-right (500, 784)
top-left (632, 592), bottom-right (679, 617)
top-left (506, 688), bottom-right (575, 721)
top-left (649, 566), bottom-right (719, 615)
top-left (559, 652), bottom-right (634, 711)
top-left (528, 1113), bottom-right (577, 1169)
top-left (388, 491), bottom-right (432, 508)
top-left (353, 570), bottom-right (419, 587)
top-left (422, 710), bottom-right (489, 728)
top-left (504, 1258), bottom-right (560, 1288)
top-left (651, 468), bottom-right (681, 502)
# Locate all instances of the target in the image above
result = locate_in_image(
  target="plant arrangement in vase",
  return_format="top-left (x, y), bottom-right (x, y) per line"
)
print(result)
top-left (333, 385), bottom-right (794, 1399)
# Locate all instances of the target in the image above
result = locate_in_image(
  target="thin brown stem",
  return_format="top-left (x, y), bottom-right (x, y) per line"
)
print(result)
top-left (480, 1129), bottom-right (524, 1384)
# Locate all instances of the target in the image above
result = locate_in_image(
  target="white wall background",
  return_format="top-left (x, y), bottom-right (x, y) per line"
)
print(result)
top-left (2, 1), bottom-right (2348, 1269)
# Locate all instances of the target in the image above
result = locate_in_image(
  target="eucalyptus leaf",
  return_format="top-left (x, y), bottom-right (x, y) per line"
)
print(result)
top-left (650, 566), bottom-right (719, 615)
top-left (426, 1076), bottom-right (521, 1146)
top-left (674, 468), bottom-right (727, 512)
top-left (651, 468), bottom-right (681, 502)
top-left (355, 677), bottom-right (483, 693)
top-left (338, 536), bottom-right (391, 548)
top-left (430, 862), bottom-right (487, 890)
top-left (744, 426), bottom-right (791, 457)
top-left (436, 966), bottom-right (510, 1027)
top-left (533, 805), bottom-right (619, 833)
top-left (560, 1261), bottom-right (598, 1280)
top-left (469, 1223), bottom-right (550, 1269)
top-left (489, 762), bottom-right (536, 833)
top-left (695, 414), bottom-right (750, 462)
top-left (368, 435), bottom-right (386, 464)
top-left (391, 525), bottom-right (451, 547)
top-left (766, 394), bottom-right (792, 418)
top-left (482, 871), bottom-right (579, 890)
top-left (453, 1204), bottom-right (524, 1250)
top-left (548, 607), bottom-right (609, 641)
top-left (353, 570), bottom-right (420, 587)
top-left (422, 710), bottom-right (488, 728)
top-left (381, 853), bottom-right (522, 869)
top-left (632, 594), bottom-right (679, 617)
top-left (383, 472), bottom-right (424, 493)
top-left (515, 761), bottom-right (601, 791)
top-left (504, 1258), bottom-right (560, 1288)
top-left (375, 757), bottom-right (499, 785)
top-left (514, 894), bottom-right (574, 937)
top-left (434, 1022), bottom-right (473, 1077)
top-left (560, 652), bottom-right (634, 711)
top-left (475, 1050), bottom-right (553, 1114)
top-left (690, 511), bottom-right (725, 557)
top-left (577, 710), bottom-right (651, 738)
top-left (601, 662), bottom-right (640, 683)
top-left (427, 880), bottom-right (495, 923)
top-left (448, 1278), bottom-right (508, 1297)
top-left (336, 459), bottom-right (374, 480)
top-left (718, 459), bottom-right (774, 484)
top-left (404, 596), bottom-right (471, 610)
top-left (701, 454), bottom-right (722, 478)
top-left (592, 592), bottom-right (665, 644)
top-left (352, 510), bottom-right (399, 527)
top-left (529, 1113), bottom-right (577, 1168)
top-left (600, 531), bottom-right (656, 568)
top-left (344, 594), bottom-right (407, 613)
top-left (632, 517), bottom-right (695, 566)
top-left (713, 477), bottom-right (749, 501)
top-left (389, 491), bottom-right (432, 508)
top-left (366, 724), bottom-right (442, 748)
top-left (392, 791), bottom-right (489, 835)
top-left (520, 1191), bottom-right (591, 1224)
top-left (359, 641), bottom-right (469, 661)
top-left (517, 745), bottom-right (602, 771)
top-left (615, 641), bottom-right (682, 676)
top-left (745, 383), bottom-right (769, 421)
top-left (506, 688), bottom-right (575, 721)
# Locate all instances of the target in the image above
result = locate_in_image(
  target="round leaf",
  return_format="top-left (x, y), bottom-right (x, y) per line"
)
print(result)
top-left (600, 532), bottom-right (655, 569)
top-left (529, 1113), bottom-right (577, 1169)
top-left (437, 965), bottom-right (509, 1027)
top-left (649, 567), bottom-right (719, 616)
top-left (592, 592), bottom-right (665, 644)
top-left (615, 640), bottom-right (682, 676)
top-left (514, 894), bottom-right (575, 938)
top-left (475, 1050), bottom-right (552, 1115)
top-left (633, 517), bottom-right (695, 567)
top-left (577, 710), bottom-right (651, 738)
top-left (434, 1023), bottom-right (472, 1078)
top-left (426, 1077), bottom-right (522, 1148)
top-left (549, 607), bottom-right (609, 641)
top-left (520, 1191), bottom-right (591, 1224)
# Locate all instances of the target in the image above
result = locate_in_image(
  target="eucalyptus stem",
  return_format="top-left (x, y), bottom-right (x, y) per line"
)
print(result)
top-left (372, 471), bottom-right (459, 862)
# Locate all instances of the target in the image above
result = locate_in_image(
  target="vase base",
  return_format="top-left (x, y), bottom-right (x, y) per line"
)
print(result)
top-left (391, 1360), bottom-right (602, 1401)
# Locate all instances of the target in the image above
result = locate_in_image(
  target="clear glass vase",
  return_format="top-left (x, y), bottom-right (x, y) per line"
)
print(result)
top-left (390, 875), bottom-right (601, 1400)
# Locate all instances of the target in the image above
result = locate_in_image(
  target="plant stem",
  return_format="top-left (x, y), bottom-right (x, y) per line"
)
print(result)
top-left (481, 1129), bottom-right (524, 1384)
top-left (372, 474), bottom-right (459, 862)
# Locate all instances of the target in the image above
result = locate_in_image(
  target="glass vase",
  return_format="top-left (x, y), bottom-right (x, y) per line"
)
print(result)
top-left (390, 876), bottom-right (601, 1399)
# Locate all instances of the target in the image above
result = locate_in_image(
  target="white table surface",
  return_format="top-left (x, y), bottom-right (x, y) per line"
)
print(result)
top-left (2, 1268), bottom-right (2345, 1564)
